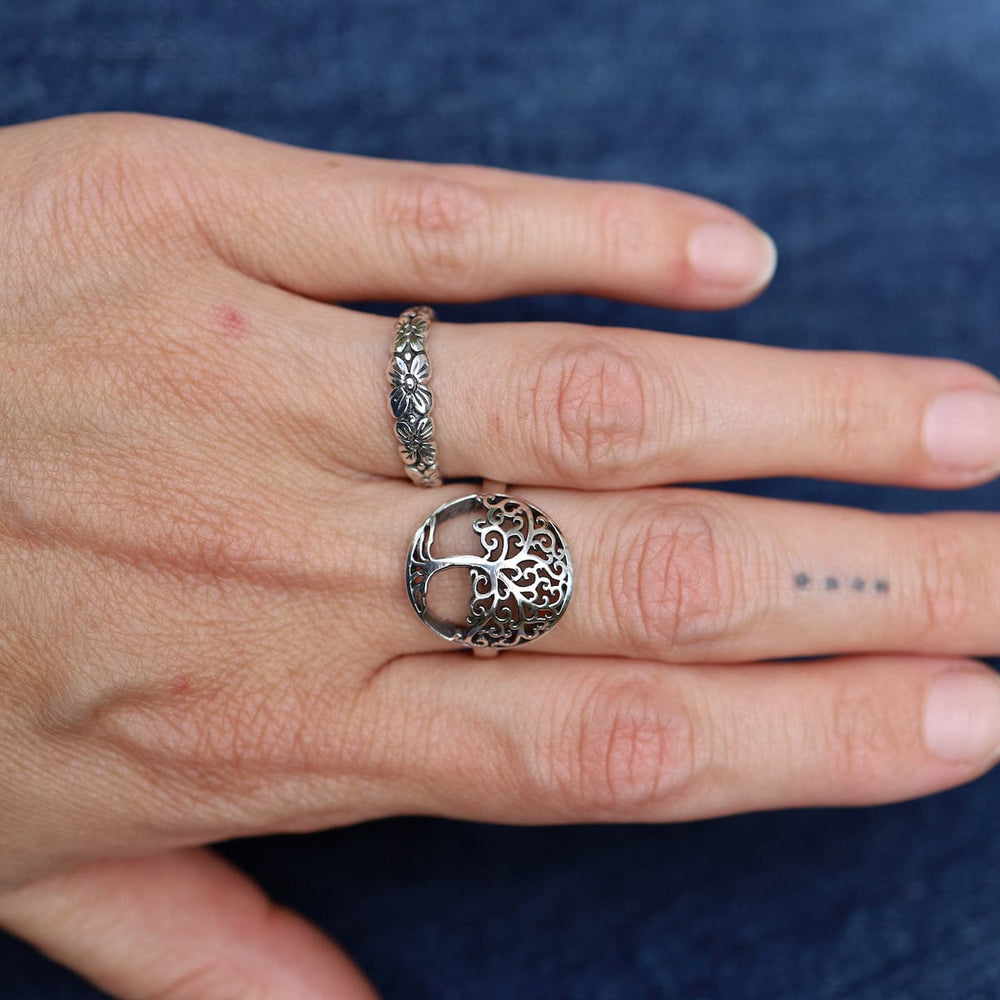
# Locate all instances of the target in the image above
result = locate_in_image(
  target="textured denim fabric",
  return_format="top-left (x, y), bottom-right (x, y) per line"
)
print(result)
top-left (1, 0), bottom-right (999, 997)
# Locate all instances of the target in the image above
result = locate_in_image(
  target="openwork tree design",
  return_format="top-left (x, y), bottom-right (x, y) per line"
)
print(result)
top-left (406, 493), bottom-right (574, 649)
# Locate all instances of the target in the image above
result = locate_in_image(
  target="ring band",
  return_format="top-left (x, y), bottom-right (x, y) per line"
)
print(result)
top-left (388, 306), bottom-right (443, 487)
top-left (406, 491), bottom-right (574, 650)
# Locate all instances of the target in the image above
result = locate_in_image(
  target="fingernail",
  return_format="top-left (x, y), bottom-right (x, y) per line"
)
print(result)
top-left (923, 670), bottom-right (1000, 764)
top-left (922, 388), bottom-right (1000, 473)
top-left (686, 221), bottom-right (777, 290)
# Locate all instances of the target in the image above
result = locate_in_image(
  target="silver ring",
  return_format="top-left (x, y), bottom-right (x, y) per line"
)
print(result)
top-left (388, 306), bottom-right (442, 487)
top-left (406, 492), bottom-right (574, 650)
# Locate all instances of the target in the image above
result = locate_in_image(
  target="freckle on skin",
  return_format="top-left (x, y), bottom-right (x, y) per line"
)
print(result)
top-left (170, 674), bottom-right (191, 695)
top-left (212, 304), bottom-right (250, 341)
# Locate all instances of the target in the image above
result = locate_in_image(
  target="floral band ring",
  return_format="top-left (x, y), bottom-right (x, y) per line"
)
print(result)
top-left (387, 306), bottom-right (442, 487)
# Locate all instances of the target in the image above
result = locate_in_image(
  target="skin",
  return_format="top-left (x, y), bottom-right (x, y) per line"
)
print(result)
top-left (0, 111), bottom-right (998, 998)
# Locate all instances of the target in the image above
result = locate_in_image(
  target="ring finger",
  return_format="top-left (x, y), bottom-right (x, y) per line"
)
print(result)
top-left (368, 652), bottom-right (1000, 823)
top-left (253, 295), bottom-right (1000, 491)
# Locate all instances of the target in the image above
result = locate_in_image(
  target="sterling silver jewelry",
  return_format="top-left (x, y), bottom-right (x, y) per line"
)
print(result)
top-left (406, 492), bottom-right (573, 650)
top-left (388, 306), bottom-right (442, 487)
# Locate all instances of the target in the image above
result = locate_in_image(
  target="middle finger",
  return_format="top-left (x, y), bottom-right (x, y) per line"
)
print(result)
top-left (382, 485), bottom-right (998, 664)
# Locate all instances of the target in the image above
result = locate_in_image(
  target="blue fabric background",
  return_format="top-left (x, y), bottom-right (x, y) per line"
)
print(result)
top-left (1, 1), bottom-right (999, 997)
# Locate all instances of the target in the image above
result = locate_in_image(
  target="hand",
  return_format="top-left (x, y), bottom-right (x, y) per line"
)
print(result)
top-left (0, 112), bottom-right (997, 999)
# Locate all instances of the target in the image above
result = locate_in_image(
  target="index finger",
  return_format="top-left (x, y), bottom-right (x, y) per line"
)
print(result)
top-left (135, 113), bottom-right (778, 308)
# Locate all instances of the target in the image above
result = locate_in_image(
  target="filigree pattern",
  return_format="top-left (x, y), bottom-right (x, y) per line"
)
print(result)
top-left (406, 493), bottom-right (573, 649)
top-left (387, 306), bottom-right (441, 487)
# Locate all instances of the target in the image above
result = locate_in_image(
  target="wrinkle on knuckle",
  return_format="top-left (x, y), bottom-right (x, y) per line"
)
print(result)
top-left (827, 677), bottom-right (898, 789)
top-left (547, 676), bottom-right (695, 816)
top-left (609, 501), bottom-right (739, 654)
top-left (531, 339), bottom-right (647, 484)
top-left (911, 521), bottom-right (973, 641)
top-left (382, 173), bottom-right (492, 292)
top-left (590, 186), bottom-right (648, 277)
top-left (26, 113), bottom-right (202, 269)
top-left (813, 362), bottom-right (887, 465)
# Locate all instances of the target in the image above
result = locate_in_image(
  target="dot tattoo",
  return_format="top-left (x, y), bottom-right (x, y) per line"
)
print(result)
top-left (792, 573), bottom-right (891, 596)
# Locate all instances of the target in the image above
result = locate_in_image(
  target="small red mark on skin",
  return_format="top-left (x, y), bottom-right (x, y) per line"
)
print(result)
top-left (212, 304), bottom-right (250, 341)
top-left (170, 674), bottom-right (192, 695)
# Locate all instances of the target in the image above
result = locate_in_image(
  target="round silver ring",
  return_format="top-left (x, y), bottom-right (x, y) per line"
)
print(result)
top-left (406, 492), bottom-right (574, 650)
top-left (387, 306), bottom-right (442, 487)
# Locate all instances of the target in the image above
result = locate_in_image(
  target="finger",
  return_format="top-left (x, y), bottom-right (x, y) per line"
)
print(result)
top-left (0, 848), bottom-right (379, 1000)
top-left (371, 486), bottom-right (1000, 664)
top-left (472, 488), bottom-right (1000, 663)
top-left (308, 307), bottom-right (1000, 490)
top-left (229, 286), bottom-right (1000, 490)
top-left (153, 114), bottom-right (776, 308)
top-left (371, 652), bottom-right (1000, 823)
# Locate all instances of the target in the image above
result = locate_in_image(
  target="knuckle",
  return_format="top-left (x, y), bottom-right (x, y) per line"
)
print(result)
top-left (531, 338), bottom-right (647, 484)
top-left (65, 115), bottom-right (160, 220)
top-left (911, 520), bottom-right (974, 640)
top-left (609, 501), bottom-right (742, 653)
top-left (545, 675), bottom-right (696, 815)
top-left (813, 362), bottom-right (888, 465)
top-left (827, 675), bottom-right (899, 788)
top-left (383, 173), bottom-right (492, 292)
top-left (590, 186), bottom-right (647, 276)
top-left (20, 113), bottom-right (201, 266)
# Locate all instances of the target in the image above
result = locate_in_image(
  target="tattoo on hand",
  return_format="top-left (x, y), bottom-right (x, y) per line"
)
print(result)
top-left (794, 573), bottom-right (889, 595)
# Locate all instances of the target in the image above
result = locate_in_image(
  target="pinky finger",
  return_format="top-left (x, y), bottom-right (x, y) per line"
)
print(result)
top-left (372, 654), bottom-right (1000, 823)
top-left (0, 848), bottom-right (379, 1000)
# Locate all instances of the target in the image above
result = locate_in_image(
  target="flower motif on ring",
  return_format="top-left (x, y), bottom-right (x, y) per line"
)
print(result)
top-left (395, 319), bottom-right (427, 354)
top-left (390, 351), bottom-right (432, 419)
top-left (399, 414), bottom-right (437, 471)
